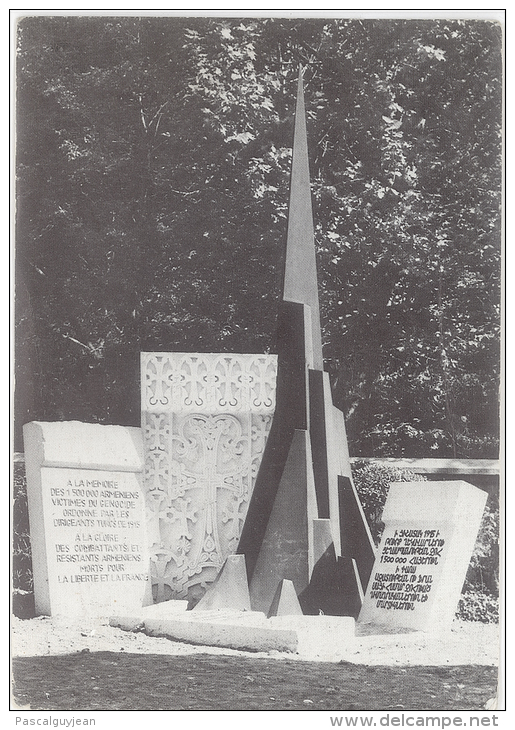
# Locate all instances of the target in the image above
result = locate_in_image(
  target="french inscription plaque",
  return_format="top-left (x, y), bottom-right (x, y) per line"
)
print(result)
top-left (42, 468), bottom-right (149, 614)
top-left (23, 421), bottom-right (151, 617)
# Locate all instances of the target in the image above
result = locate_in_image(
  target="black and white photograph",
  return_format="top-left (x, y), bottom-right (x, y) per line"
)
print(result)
top-left (11, 9), bottom-right (504, 719)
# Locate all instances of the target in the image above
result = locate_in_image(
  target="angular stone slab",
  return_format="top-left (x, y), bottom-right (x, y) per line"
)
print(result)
top-left (300, 547), bottom-right (363, 618)
top-left (338, 475), bottom-right (376, 593)
top-left (308, 369), bottom-right (331, 518)
top-left (358, 481), bottom-right (488, 632)
top-left (283, 69), bottom-right (324, 369)
top-left (193, 554), bottom-right (251, 612)
top-left (267, 579), bottom-right (303, 618)
top-left (312, 517), bottom-right (334, 566)
top-left (237, 302), bottom-right (312, 580)
top-left (249, 429), bottom-right (318, 613)
top-left (23, 421), bottom-right (151, 617)
top-left (331, 405), bottom-right (352, 554)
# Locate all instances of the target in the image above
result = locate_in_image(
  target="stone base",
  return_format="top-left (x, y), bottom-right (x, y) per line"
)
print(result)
top-left (111, 606), bottom-right (297, 653)
top-left (269, 615), bottom-right (355, 656)
top-left (110, 601), bottom-right (356, 655)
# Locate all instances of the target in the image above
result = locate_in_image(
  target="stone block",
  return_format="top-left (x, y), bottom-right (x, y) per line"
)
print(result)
top-left (23, 421), bottom-right (151, 617)
top-left (338, 475), bottom-right (377, 593)
top-left (269, 615), bottom-right (355, 656)
top-left (192, 554), bottom-right (251, 611)
top-left (24, 420), bottom-right (144, 472)
top-left (179, 609), bottom-right (266, 624)
top-left (358, 481), bottom-right (488, 632)
top-left (142, 615), bottom-right (298, 653)
top-left (111, 599), bottom-right (189, 622)
top-left (267, 579), bottom-right (303, 617)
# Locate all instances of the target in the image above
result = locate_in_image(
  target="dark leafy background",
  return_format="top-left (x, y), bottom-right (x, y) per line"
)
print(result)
top-left (15, 17), bottom-right (502, 457)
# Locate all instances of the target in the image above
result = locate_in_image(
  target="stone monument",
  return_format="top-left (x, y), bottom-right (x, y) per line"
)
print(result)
top-left (23, 421), bottom-right (151, 617)
top-left (140, 352), bottom-right (277, 604)
top-left (136, 69), bottom-right (376, 618)
top-left (107, 70), bottom-right (489, 653)
top-left (358, 480), bottom-right (487, 631)
top-left (21, 69), bottom-right (489, 649)
top-left (236, 69), bottom-right (377, 617)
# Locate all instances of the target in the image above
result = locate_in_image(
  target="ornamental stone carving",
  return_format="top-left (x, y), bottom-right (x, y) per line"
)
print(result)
top-left (141, 353), bottom-right (277, 604)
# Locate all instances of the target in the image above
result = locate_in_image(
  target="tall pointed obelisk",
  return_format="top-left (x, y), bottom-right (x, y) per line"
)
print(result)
top-left (237, 68), bottom-right (376, 617)
top-left (283, 70), bottom-right (324, 370)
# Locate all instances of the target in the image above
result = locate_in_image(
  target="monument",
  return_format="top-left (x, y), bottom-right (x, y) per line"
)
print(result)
top-left (236, 69), bottom-right (376, 617)
top-left (23, 421), bottom-right (151, 617)
top-left (22, 69), bottom-right (488, 642)
top-left (358, 481), bottom-right (488, 632)
top-left (136, 68), bottom-right (378, 619)
top-left (140, 352), bottom-right (277, 604)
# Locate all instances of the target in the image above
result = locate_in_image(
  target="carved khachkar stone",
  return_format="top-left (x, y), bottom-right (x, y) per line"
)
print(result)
top-left (141, 352), bottom-right (277, 603)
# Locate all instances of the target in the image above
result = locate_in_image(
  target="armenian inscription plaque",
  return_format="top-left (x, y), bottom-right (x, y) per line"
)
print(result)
top-left (23, 421), bottom-right (151, 617)
top-left (358, 481), bottom-right (487, 632)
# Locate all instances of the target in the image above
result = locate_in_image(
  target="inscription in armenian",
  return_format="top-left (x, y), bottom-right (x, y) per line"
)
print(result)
top-left (368, 526), bottom-right (448, 613)
top-left (358, 481), bottom-right (487, 631)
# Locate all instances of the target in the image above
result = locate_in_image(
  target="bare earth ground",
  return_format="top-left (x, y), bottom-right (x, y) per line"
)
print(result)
top-left (11, 616), bottom-right (501, 711)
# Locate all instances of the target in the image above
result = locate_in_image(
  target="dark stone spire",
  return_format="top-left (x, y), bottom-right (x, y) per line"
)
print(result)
top-left (237, 69), bottom-right (376, 617)
top-left (282, 67), bottom-right (324, 369)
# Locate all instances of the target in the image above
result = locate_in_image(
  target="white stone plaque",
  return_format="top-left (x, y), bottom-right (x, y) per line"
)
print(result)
top-left (358, 481), bottom-right (487, 632)
top-left (23, 421), bottom-right (151, 617)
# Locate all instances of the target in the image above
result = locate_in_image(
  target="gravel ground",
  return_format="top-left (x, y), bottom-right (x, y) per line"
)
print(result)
top-left (11, 614), bottom-right (500, 667)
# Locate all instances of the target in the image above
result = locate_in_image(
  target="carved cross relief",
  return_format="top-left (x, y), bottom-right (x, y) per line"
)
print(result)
top-left (141, 353), bottom-right (277, 602)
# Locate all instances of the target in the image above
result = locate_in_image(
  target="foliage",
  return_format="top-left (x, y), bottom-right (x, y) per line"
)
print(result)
top-left (351, 461), bottom-right (426, 543)
top-left (15, 17), bottom-right (502, 458)
top-left (458, 498), bottom-right (500, 622)
top-left (463, 499), bottom-right (500, 596)
top-left (457, 591), bottom-right (499, 624)
top-left (12, 463), bottom-right (33, 595)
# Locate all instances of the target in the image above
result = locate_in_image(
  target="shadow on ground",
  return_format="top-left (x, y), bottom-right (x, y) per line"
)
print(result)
top-left (12, 652), bottom-right (497, 711)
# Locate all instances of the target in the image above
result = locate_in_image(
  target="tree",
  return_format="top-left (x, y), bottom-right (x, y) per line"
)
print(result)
top-left (15, 17), bottom-right (502, 458)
